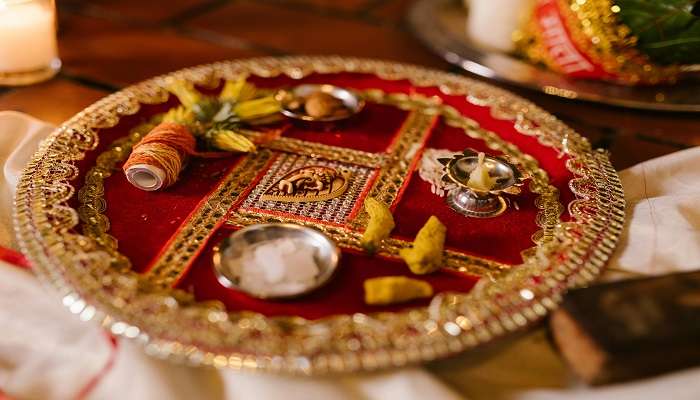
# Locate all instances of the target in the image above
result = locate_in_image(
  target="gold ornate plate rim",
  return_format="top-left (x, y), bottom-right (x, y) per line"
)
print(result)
top-left (13, 56), bottom-right (625, 375)
top-left (408, 0), bottom-right (700, 112)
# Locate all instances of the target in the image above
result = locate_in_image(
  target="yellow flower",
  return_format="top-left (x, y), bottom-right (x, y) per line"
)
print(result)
top-left (399, 216), bottom-right (446, 274)
top-left (364, 276), bottom-right (433, 305)
top-left (361, 197), bottom-right (395, 254)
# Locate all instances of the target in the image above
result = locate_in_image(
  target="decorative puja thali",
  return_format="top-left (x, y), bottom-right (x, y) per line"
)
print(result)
top-left (14, 56), bottom-right (625, 374)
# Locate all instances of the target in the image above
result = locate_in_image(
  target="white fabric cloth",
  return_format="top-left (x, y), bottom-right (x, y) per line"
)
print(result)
top-left (0, 111), bottom-right (698, 399)
top-left (0, 111), bottom-right (54, 249)
top-left (610, 149), bottom-right (700, 274)
top-left (0, 264), bottom-right (111, 400)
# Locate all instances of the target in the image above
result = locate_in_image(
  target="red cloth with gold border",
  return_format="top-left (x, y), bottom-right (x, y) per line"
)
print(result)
top-left (71, 73), bottom-right (575, 320)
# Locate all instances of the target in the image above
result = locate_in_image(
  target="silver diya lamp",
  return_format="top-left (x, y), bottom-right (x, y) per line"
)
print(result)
top-left (438, 149), bottom-right (527, 218)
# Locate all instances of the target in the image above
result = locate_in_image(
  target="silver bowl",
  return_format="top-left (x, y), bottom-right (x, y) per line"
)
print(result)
top-left (213, 223), bottom-right (340, 299)
top-left (446, 189), bottom-right (508, 218)
top-left (277, 84), bottom-right (365, 122)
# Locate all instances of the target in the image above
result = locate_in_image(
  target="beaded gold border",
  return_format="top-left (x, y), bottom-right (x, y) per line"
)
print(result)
top-left (248, 132), bottom-right (385, 168)
top-left (14, 56), bottom-right (624, 374)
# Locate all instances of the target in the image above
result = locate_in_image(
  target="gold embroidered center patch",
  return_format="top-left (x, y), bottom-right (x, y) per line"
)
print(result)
top-left (260, 165), bottom-right (352, 203)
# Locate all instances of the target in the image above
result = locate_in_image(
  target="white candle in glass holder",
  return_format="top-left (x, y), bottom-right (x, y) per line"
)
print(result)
top-left (0, 0), bottom-right (58, 74)
top-left (465, 0), bottom-right (533, 53)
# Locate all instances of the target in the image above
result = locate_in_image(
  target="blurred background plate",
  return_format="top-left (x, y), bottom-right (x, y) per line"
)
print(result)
top-left (408, 0), bottom-right (700, 112)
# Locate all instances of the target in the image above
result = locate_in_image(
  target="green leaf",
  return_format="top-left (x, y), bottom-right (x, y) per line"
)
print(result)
top-left (191, 98), bottom-right (220, 122)
top-left (615, 0), bottom-right (700, 64)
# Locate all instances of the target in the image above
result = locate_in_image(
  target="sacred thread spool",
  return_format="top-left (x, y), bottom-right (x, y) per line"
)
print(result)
top-left (123, 122), bottom-right (197, 191)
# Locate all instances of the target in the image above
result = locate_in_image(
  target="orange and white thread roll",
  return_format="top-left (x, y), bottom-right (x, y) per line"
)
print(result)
top-left (123, 122), bottom-right (198, 191)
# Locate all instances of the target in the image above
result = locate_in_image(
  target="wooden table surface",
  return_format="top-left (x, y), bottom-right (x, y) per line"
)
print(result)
top-left (0, 0), bottom-right (697, 170)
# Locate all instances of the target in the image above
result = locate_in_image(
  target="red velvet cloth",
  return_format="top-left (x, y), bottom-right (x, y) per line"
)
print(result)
top-left (67, 72), bottom-right (577, 319)
top-left (283, 102), bottom-right (408, 153)
top-left (248, 73), bottom-right (575, 211)
top-left (103, 155), bottom-right (243, 272)
top-left (70, 99), bottom-right (238, 273)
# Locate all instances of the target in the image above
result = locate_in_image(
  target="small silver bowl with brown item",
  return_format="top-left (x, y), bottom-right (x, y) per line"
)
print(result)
top-left (276, 84), bottom-right (365, 122)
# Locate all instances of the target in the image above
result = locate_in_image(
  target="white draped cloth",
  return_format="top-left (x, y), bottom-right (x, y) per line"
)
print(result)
top-left (0, 111), bottom-right (698, 399)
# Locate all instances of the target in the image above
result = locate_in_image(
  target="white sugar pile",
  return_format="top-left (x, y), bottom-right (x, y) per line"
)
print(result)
top-left (232, 237), bottom-right (320, 298)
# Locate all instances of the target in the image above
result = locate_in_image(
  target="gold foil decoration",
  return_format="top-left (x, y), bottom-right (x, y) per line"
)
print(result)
top-left (260, 165), bottom-right (352, 203)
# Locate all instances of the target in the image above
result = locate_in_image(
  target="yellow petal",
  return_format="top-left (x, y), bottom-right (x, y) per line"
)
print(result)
top-left (211, 129), bottom-right (256, 153)
top-left (360, 197), bottom-right (395, 254)
top-left (364, 276), bottom-right (433, 305)
top-left (162, 106), bottom-right (195, 125)
top-left (233, 96), bottom-right (281, 120)
top-left (168, 81), bottom-right (202, 109)
top-left (399, 216), bottom-right (446, 274)
top-left (219, 76), bottom-right (256, 102)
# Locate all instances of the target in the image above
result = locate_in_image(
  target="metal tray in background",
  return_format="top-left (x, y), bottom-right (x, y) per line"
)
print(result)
top-left (408, 0), bottom-right (700, 112)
